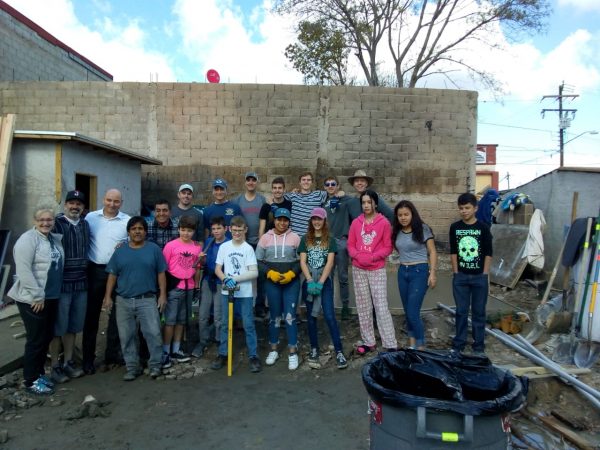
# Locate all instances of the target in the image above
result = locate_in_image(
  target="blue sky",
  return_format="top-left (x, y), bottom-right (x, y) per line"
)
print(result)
top-left (6, 0), bottom-right (600, 190)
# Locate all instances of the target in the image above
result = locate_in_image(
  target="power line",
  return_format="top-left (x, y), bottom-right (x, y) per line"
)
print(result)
top-left (478, 121), bottom-right (553, 133)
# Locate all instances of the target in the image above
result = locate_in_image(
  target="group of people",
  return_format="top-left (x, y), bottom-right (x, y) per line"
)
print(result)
top-left (8, 168), bottom-right (493, 395)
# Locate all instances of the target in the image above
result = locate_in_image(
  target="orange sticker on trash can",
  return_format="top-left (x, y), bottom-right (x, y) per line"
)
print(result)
top-left (442, 432), bottom-right (459, 442)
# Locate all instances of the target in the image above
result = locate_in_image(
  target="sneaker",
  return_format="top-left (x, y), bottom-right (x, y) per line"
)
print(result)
top-left (249, 356), bottom-right (262, 373)
top-left (307, 348), bottom-right (321, 369)
top-left (449, 348), bottom-right (462, 359)
top-left (149, 368), bottom-right (162, 379)
top-left (38, 374), bottom-right (55, 389)
top-left (63, 361), bottom-right (83, 379)
top-left (161, 352), bottom-right (172, 369)
top-left (50, 366), bottom-right (69, 384)
top-left (82, 361), bottom-right (96, 375)
top-left (336, 352), bottom-right (348, 369)
top-left (26, 378), bottom-right (54, 396)
top-left (170, 350), bottom-right (191, 363)
top-left (341, 304), bottom-right (350, 321)
top-left (288, 353), bottom-right (299, 371)
top-left (123, 370), bottom-right (141, 381)
top-left (265, 351), bottom-right (279, 366)
top-left (211, 355), bottom-right (226, 370)
top-left (191, 344), bottom-right (206, 358)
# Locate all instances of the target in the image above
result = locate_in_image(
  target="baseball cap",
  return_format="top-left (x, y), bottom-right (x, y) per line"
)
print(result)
top-left (310, 207), bottom-right (327, 220)
top-left (65, 190), bottom-right (85, 203)
top-left (178, 183), bottom-right (194, 193)
top-left (273, 208), bottom-right (291, 219)
top-left (245, 171), bottom-right (259, 181)
top-left (213, 178), bottom-right (228, 189)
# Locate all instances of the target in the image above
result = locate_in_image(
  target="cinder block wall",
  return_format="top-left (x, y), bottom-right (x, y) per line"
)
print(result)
top-left (0, 7), bottom-right (109, 81)
top-left (0, 81), bottom-right (478, 246)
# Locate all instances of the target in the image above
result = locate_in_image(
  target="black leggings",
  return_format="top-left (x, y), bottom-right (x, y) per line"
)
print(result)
top-left (17, 300), bottom-right (58, 385)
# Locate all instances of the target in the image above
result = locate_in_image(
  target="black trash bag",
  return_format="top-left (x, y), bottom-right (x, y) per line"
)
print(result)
top-left (362, 349), bottom-right (528, 416)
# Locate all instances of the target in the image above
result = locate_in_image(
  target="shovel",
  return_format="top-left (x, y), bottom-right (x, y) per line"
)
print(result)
top-left (574, 221), bottom-right (600, 368)
top-left (553, 217), bottom-right (593, 364)
top-left (525, 237), bottom-right (567, 343)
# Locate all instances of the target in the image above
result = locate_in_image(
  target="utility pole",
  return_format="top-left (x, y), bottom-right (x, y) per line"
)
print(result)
top-left (541, 82), bottom-right (578, 168)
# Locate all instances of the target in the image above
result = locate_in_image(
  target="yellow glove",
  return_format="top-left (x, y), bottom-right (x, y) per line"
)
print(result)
top-left (267, 270), bottom-right (282, 283)
top-left (279, 270), bottom-right (296, 285)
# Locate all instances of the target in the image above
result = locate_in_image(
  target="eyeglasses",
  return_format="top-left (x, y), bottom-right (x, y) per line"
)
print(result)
top-left (324, 182), bottom-right (337, 187)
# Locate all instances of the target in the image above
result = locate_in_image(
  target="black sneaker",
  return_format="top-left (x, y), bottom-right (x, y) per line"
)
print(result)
top-left (336, 351), bottom-right (348, 369)
top-left (63, 361), bottom-right (84, 379)
top-left (161, 352), bottom-right (172, 369)
top-left (50, 366), bottom-right (69, 384)
top-left (82, 361), bottom-right (96, 375)
top-left (307, 348), bottom-right (321, 369)
top-left (249, 356), bottom-right (261, 373)
top-left (170, 350), bottom-right (191, 363)
top-left (211, 355), bottom-right (226, 370)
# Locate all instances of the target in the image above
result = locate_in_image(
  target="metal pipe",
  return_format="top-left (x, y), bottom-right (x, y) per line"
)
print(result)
top-left (437, 303), bottom-right (600, 406)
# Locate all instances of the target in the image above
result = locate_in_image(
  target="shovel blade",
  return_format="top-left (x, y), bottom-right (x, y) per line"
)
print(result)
top-left (551, 338), bottom-right (576, 365)
top-left (574, 342), bottom-right (600, 368)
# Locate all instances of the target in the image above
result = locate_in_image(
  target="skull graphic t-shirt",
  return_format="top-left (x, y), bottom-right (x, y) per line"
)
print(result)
top-left (449, 220), bottom-right (493, 274)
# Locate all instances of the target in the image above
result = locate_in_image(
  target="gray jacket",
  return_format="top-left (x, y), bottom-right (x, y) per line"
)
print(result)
top-left (7, 228), bottom-right (64, 304)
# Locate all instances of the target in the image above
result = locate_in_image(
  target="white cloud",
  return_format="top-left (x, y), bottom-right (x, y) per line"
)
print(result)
top-left (4, 0), bottom-right (176, 81)
top-left (558, 0), bottom-right (600, 13)
top-left (173, 0), bottom-right (302, 83)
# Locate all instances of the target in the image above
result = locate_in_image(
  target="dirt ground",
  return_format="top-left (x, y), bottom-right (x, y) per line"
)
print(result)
top-left (0, 254), bottom-right (599, 449)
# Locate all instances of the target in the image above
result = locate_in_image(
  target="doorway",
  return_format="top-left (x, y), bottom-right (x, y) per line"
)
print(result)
top-left (75, 173), bottom-right (97, 214)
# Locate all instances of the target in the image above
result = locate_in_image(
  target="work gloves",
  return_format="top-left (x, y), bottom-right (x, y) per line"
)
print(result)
top-left (306, 281), bottom-right (323, 295)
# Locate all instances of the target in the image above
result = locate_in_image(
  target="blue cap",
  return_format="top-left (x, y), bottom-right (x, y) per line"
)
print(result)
top-left (273, 208), bottom-right (291, 219)
top-left (213, 178), bottom-right (228, 189)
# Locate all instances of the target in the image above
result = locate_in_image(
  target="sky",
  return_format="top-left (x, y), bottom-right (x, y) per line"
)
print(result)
top-left (4, 0), bottom-right (600, 190)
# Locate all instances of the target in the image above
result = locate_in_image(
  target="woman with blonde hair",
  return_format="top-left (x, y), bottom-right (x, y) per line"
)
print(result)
top-left (8, 206), bottom-right (64, 395)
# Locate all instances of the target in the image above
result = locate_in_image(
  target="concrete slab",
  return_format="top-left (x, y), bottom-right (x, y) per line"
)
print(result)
top-left (0, 304), bottom-right (24, 375)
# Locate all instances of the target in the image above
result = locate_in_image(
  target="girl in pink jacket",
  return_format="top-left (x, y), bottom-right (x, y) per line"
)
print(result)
top-left (347, 190), bottom-right (397, 354)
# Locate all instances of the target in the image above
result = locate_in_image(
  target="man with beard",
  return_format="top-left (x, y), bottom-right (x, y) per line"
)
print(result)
top-left (49, 190), bottom-right (89, 383)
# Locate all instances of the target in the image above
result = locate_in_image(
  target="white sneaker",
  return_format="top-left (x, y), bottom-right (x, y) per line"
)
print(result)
top-left (288, 353), bottom-right (299, 371)
top-left (265, 351), bottom-right (279, 366)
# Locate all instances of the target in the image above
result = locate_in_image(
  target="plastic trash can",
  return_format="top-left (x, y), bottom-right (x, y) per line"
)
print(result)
top-left (362, 349), bottom-right (527, 449)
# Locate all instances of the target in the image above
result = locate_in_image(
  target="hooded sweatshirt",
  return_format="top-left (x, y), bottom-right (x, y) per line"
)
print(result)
top-left (255, 228), bottom-right (301, 276)
top-left (347, 213), bottom-right (392, 270)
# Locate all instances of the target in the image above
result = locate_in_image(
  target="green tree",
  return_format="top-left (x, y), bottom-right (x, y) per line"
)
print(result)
top-left (285, 20), bottom-right (350, 85)
top-left (275, 0), bottom-right (551, 88)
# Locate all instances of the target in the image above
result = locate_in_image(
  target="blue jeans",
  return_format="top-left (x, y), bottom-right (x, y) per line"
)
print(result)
top-left (115, 295), bottom-right (163, 372)
top-left (198, 281), bottom-right (222, 348)
top-left (218, 296), bottom-right (257, 358)
top-left (265, 279), bottom-right (300, 348)
top-left (303, 277), bottom-right (343, 352)
top-left (452, 272), bottom-right (489, 352)
top-left (333, 237), bottom-right (349, 305)
top-left (397, 263), bottom-right (429, 347)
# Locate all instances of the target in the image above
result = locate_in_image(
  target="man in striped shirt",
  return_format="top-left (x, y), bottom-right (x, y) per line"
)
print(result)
top-left (284, 172), bottom-right (327, 237)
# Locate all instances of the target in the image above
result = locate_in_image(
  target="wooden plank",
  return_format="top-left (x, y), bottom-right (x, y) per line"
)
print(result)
top-left (0, 114), bottom-right (16, 219)
top-left (507, 365), bottom-right (591, 377)
top-left (537, 415), bottom-right (595, 450)
top-left (55, 142), bottom-right (62, 203)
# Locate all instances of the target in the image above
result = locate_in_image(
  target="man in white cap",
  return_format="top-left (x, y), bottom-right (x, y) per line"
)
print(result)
top-left (171, 183), bottom-right (203, 241)
top-left (347, 169), bottom-right (393, 222)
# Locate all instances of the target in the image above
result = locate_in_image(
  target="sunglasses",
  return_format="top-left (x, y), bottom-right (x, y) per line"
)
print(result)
top-left (324, 182), bottom-right (337, 187)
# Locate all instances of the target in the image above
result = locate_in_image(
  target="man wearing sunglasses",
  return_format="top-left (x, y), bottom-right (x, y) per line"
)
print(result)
top-left (323, 176), bottom-right (353, 320)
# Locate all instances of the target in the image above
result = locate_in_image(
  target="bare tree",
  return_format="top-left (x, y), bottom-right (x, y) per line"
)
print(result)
top-left (274, 0), bottom-right (551, 88)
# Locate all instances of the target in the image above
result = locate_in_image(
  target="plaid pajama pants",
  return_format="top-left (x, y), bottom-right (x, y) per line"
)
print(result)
top-left (352, 266), bottom-right (397, 349)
